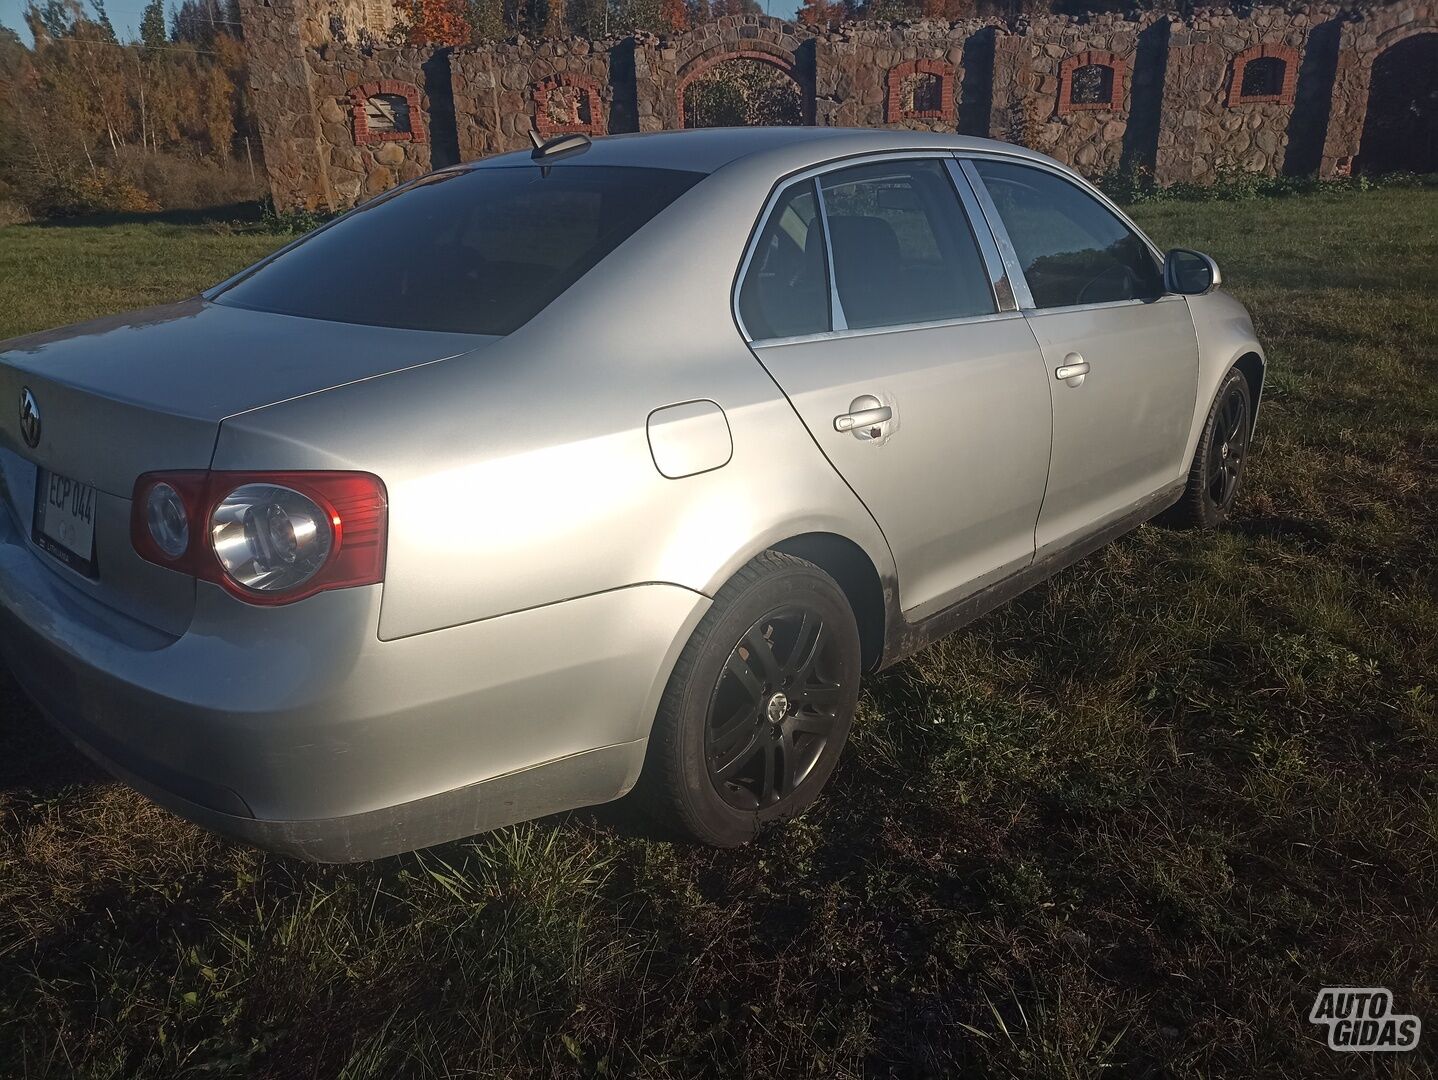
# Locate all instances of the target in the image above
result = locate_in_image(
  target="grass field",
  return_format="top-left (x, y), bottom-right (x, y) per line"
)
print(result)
top-left (0, 189), bottom-right (1435, 1078)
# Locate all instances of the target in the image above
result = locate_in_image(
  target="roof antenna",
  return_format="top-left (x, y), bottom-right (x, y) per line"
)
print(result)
top-left (530, 132), bottom-right (592, 162)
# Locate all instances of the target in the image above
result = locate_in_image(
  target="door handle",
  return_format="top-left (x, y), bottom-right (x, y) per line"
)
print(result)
top-left (834, 401), bottom-right (893, 433)
top-left (1055, 354), bottom-right (1090, 385)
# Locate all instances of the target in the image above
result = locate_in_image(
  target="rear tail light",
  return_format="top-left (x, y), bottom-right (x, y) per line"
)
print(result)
top-left (143, 480), bottom-right (192, 558)
top-left (131, 471), bottom-right (387, 605)
top-left (211, 484), bottom-right (334, 594)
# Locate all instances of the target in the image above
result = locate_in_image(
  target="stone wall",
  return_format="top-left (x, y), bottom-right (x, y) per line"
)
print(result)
top-left (450, 36), bottom-right (630, 160)
top-left (308, 46), bottom-right (434, 205)
top-left (1010, 13), bottom-right (1157, 177)
top-left (321, 0), bottom-right (399, 45)
top-left (237, 0), bottom-right (329, 210)
top-left (815, 19), bottom-right (999, 132)
top-left (1322, 1), bottom-right (1438, 176)
top-left (1155, 6), bottom-right (1341, 183)
top-left (643, 16), bottom-right (819, 132)
top-left (236, 2), bottom-right (1436, 211)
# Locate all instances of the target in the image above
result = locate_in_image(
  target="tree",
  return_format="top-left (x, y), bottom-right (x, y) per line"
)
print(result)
top-left (88, 0), bottom-right (118, 41)
top-left (5, 0), bottom-right (259, 214)
top-left (0, 26), bottom-right (26, 78)
top-left (0, 27), bottom-right (28, 201)
top-left (31, 0), bottom-right (75, 41)
top-left (401, 0), bottom-right (472, 44)
top-left (172, 0), bottom-right (223, 45)
top-left (465, 0), bottom-right (505, 39)
top-left (139, 0), bottom-right (167, 49)
top-left (543, 0), bottom-right (567, 37)
top-left (923, 0), bottom-right (975, 16)
top-left (610, 0), bottom-right (667, 33)
top-left (796, 0), bottom-right (840, 26)
top-left (660, 0), bottom-right (686, 31)
top-left (685, 58), bottom-right (802, 127)
top-left (564, 0), bottom-right (607, 37)
top-left (855, 0), bottom-right (923, 18)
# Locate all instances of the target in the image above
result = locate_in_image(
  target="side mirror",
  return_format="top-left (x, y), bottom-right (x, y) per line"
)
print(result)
top-left (1164, 249), bottom-right (1222, 295)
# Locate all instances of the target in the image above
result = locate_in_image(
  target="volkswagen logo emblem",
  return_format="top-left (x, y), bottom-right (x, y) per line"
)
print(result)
top-left (18, 388), bottom-right (40, 449)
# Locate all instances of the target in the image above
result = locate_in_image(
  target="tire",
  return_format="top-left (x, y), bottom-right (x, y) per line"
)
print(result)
top-left (638, 550), bottom-right (862, 847)
top-left (1161, 367), bottom-right (1253, 530)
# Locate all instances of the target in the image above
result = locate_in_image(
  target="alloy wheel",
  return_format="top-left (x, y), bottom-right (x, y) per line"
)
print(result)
top-left (1206, 383), bottom-right (1250, 510)
top-left (704, 606), bottom-right (847, 811)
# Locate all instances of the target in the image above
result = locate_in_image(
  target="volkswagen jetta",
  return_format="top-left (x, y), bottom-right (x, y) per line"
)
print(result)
top-left (0, 128), bottom-right (1263, 860)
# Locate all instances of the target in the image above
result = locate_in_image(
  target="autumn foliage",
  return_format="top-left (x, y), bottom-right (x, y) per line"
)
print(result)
top-left (0, 0), bottom-right (260, 216)
top-left (796, 0), bottom-right (843, 26)
top-left (661, 0), bottom-right (689, 33)
top-left (400, 0), bottom-right (473, 47)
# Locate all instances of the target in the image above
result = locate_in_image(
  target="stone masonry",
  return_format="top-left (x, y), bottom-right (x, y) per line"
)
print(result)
top-left (234, 1), bottom-right (1437, 211)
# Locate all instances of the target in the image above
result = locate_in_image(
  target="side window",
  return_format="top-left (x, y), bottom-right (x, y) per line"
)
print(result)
top-left (972, 159), bottom-right (1162, 309)
top-left (819, 159), bottom-right (995, 330)
top-left (739, 181), bottom-right (829, 341)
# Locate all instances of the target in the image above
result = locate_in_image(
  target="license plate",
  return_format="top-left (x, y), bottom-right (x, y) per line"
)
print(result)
top-left (33, 468), bottom-right (98, 577)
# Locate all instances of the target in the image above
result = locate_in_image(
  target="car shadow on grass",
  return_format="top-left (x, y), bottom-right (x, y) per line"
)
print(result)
top-left (0, 665), bottom-right (106, 798)
top-left (1229, 514), bottom-right (1335, 550)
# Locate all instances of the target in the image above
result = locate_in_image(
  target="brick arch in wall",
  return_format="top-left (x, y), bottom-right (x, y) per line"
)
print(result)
top-left (531, 72), bottom-right (606, 137)
top-left (1227, 43), bottom-right (1300, 106)
top-left (677, 43), bottom-right (809, 128)
top-left (1357, 21), bottom-right (1438, 173)
top-left (349, 80), bottom-right (425, 145)
top-left (1374, 18), bottom-right (1438, 46)
top-left (1365, 18), bottom-right (1438, 90)
top-left (1056, 50), bottom-right (1128, 117)
top-left (668, 16), bottom-right (813, 128)
top-left (1320, 5), bottom-right (1438, 176)
top-left (668, 15), bottom-right (806, 72)
top-left (886, 58), bottom-right (956, 125)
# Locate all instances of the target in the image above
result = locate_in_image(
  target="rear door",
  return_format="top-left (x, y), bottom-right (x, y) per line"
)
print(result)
top-left (737, 155), bottom-right (1053, 619)
top-left (963, 157), bottom-right (1199, 554)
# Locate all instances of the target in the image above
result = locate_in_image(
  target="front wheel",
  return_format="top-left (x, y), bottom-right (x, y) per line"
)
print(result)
top-left (638, 551), bottom-right (862, 847)
top-left (1162, 368), bottom-right (1253, 529)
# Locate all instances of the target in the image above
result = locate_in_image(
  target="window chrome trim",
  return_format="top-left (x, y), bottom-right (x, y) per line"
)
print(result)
top-left (751, 309), bottom-right (1026, 350)
top-left (956, 157), bottom-right (1036, 311)
top-left (1020, 295), bottom-right (1188, 318)
top-left (733, 148), bottom-right (998, 345)
top-left (809, 178), bottom-right (848, 332)
top-left (943, 158), bottom-right (1018, 313)
top-left (957, 151), bottom-right (1174, 315)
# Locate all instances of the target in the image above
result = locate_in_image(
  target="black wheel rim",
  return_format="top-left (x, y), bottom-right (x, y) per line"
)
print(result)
top-left (1206, 384), bottom-right (1250, 510)
top-left (705, 605), bottom-right (846, 811)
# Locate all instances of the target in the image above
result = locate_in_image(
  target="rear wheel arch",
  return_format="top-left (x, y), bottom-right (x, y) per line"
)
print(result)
top-left (636, 548), bottom-right (864, 845)
top-left (769, 532), bottom-right (886, 672)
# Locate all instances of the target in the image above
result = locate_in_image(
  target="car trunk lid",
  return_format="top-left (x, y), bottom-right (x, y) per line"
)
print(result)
top-left (0, 298), bottom-right (490, 636)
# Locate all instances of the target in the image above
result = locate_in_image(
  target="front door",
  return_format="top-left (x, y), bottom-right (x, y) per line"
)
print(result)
top-left (966, 158), bottom-right (1199, 554)
top-left (737, 157), bottom-right (1053, 619)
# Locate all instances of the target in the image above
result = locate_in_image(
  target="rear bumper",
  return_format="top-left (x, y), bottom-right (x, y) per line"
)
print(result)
top-left (50, 719), bottom-right (650, 863)
top-left (0, 510), bottom-right (708, 860)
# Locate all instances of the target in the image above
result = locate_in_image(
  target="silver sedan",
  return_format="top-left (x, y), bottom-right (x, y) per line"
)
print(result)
top-left (0, 128), bottom-right (1263, 860)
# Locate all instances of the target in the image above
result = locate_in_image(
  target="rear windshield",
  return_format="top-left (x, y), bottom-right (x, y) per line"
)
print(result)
top-left (214, 165), bottom-right (703, 335)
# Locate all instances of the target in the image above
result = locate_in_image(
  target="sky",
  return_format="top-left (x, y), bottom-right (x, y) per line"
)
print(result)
top-left (0, 0), bottom-right (805, 46)
top-left (0, 0), bottom-right (159, 45)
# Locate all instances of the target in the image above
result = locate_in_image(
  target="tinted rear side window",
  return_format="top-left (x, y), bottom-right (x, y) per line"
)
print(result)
top-left (819, 159), bottom-right (996, 330)
top-left (738, 180), bottom-right (830, 341)
top-left (215, 165), bottom-right (703, 335)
